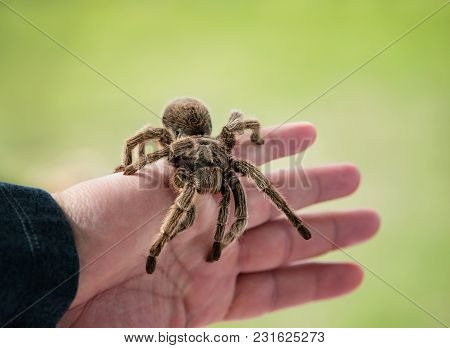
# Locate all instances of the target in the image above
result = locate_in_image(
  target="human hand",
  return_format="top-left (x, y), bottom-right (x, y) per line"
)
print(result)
top-left (54, 122), bottom-right (379, 327)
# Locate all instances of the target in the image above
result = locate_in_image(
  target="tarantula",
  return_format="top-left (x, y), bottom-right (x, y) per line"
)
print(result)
top-left (115, 97), bottom-right (311, 274)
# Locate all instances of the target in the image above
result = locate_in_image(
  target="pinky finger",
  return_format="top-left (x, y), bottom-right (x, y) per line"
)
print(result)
top-left (225, 262), bottom-right (363, 321)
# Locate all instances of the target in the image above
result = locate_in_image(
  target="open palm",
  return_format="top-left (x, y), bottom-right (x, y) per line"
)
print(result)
top-left (55, 122), bottom-right (379, 327)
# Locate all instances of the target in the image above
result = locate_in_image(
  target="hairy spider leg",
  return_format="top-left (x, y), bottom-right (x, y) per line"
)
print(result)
top-left (208, 172), bottom-right (248, 262)
top-left (223, 173), bottom-right (248, 247)
top-left (138, 142), bottom-right (146, 161)
top-left (232, 160), bottom-right (311, 240)
top-left (146, 182), bottom-right (196, 274)
top-left (115, 127), bottom-right (172, 172)
top-left (169, 205), bottom-right (196, 240)
top-left (218, 111), bottom-right (265, 151)
top-left (207, 183), bottom-right (231, 262)
top-left (122, 148), bottom-right (169, 175)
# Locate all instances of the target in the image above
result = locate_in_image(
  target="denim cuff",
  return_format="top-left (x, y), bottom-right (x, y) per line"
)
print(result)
top-left (0, 183), bottom-right (79, 327)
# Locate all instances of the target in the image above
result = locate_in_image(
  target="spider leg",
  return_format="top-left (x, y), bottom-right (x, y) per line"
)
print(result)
top-left (146, 182), bottom-right (196, 274)
top-left (138, 142), bottom-right (146, 161)
top-left (217, 111), bottom-right (264, 150)
top-left (122, 148), bottom-right (169, 175)
top-left (169, 204), bottom-right (196, 240)
top-left (206, 183), bottom-right (231, 262)
top-left (208, 172), bottom-right (247, 262)
top-left (232, 159), bottom-right (311, 240)
top-left (239, 119), bottom-right (264, 145)
top-left (168, 168), bottom-right (196, 241)
top-left (115, 127), bottom-right (172, 173)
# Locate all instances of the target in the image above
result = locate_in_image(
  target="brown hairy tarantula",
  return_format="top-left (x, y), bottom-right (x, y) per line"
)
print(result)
top-left (115, 97), bottom-right (311, 274)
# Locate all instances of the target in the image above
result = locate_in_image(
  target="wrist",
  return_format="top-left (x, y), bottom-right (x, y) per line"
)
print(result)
top-left (51, 191), bottom-right (96, 307)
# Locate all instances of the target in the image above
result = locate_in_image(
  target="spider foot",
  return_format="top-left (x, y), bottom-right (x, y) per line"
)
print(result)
top-left (123, 166), bottom-right (138, 175)
top-left (114, 165), bottom-right (125, 173)
top-left (298, 224), bottom-right (312, 240)
top-left (206, 242), bottom-right (222, 262)
top-left (251, 136), bottom-right (265, 145)
top-left (146, 255), bottom-right (157, 274)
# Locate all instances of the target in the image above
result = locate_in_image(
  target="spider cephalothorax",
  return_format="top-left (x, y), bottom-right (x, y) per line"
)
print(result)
top-left (115, 97), bottom-right (311, 274)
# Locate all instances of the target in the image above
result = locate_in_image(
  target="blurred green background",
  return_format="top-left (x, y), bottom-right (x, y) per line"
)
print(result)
top-left (0, 0), bottom-right (449, 327)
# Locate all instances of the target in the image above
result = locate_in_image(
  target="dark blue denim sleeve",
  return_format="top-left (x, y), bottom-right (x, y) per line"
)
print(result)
top-left (0, 183), bottom-right (79, 327)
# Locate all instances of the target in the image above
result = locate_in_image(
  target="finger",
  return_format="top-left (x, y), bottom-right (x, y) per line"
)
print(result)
top-left (233, 122), bottom-right (316, 165)
top-left (239, 209), bottom-right (380, 273)
top-left (225, 262), bottom-right (363, 321)
top-left (245, 163), bottom-right (361, 229)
